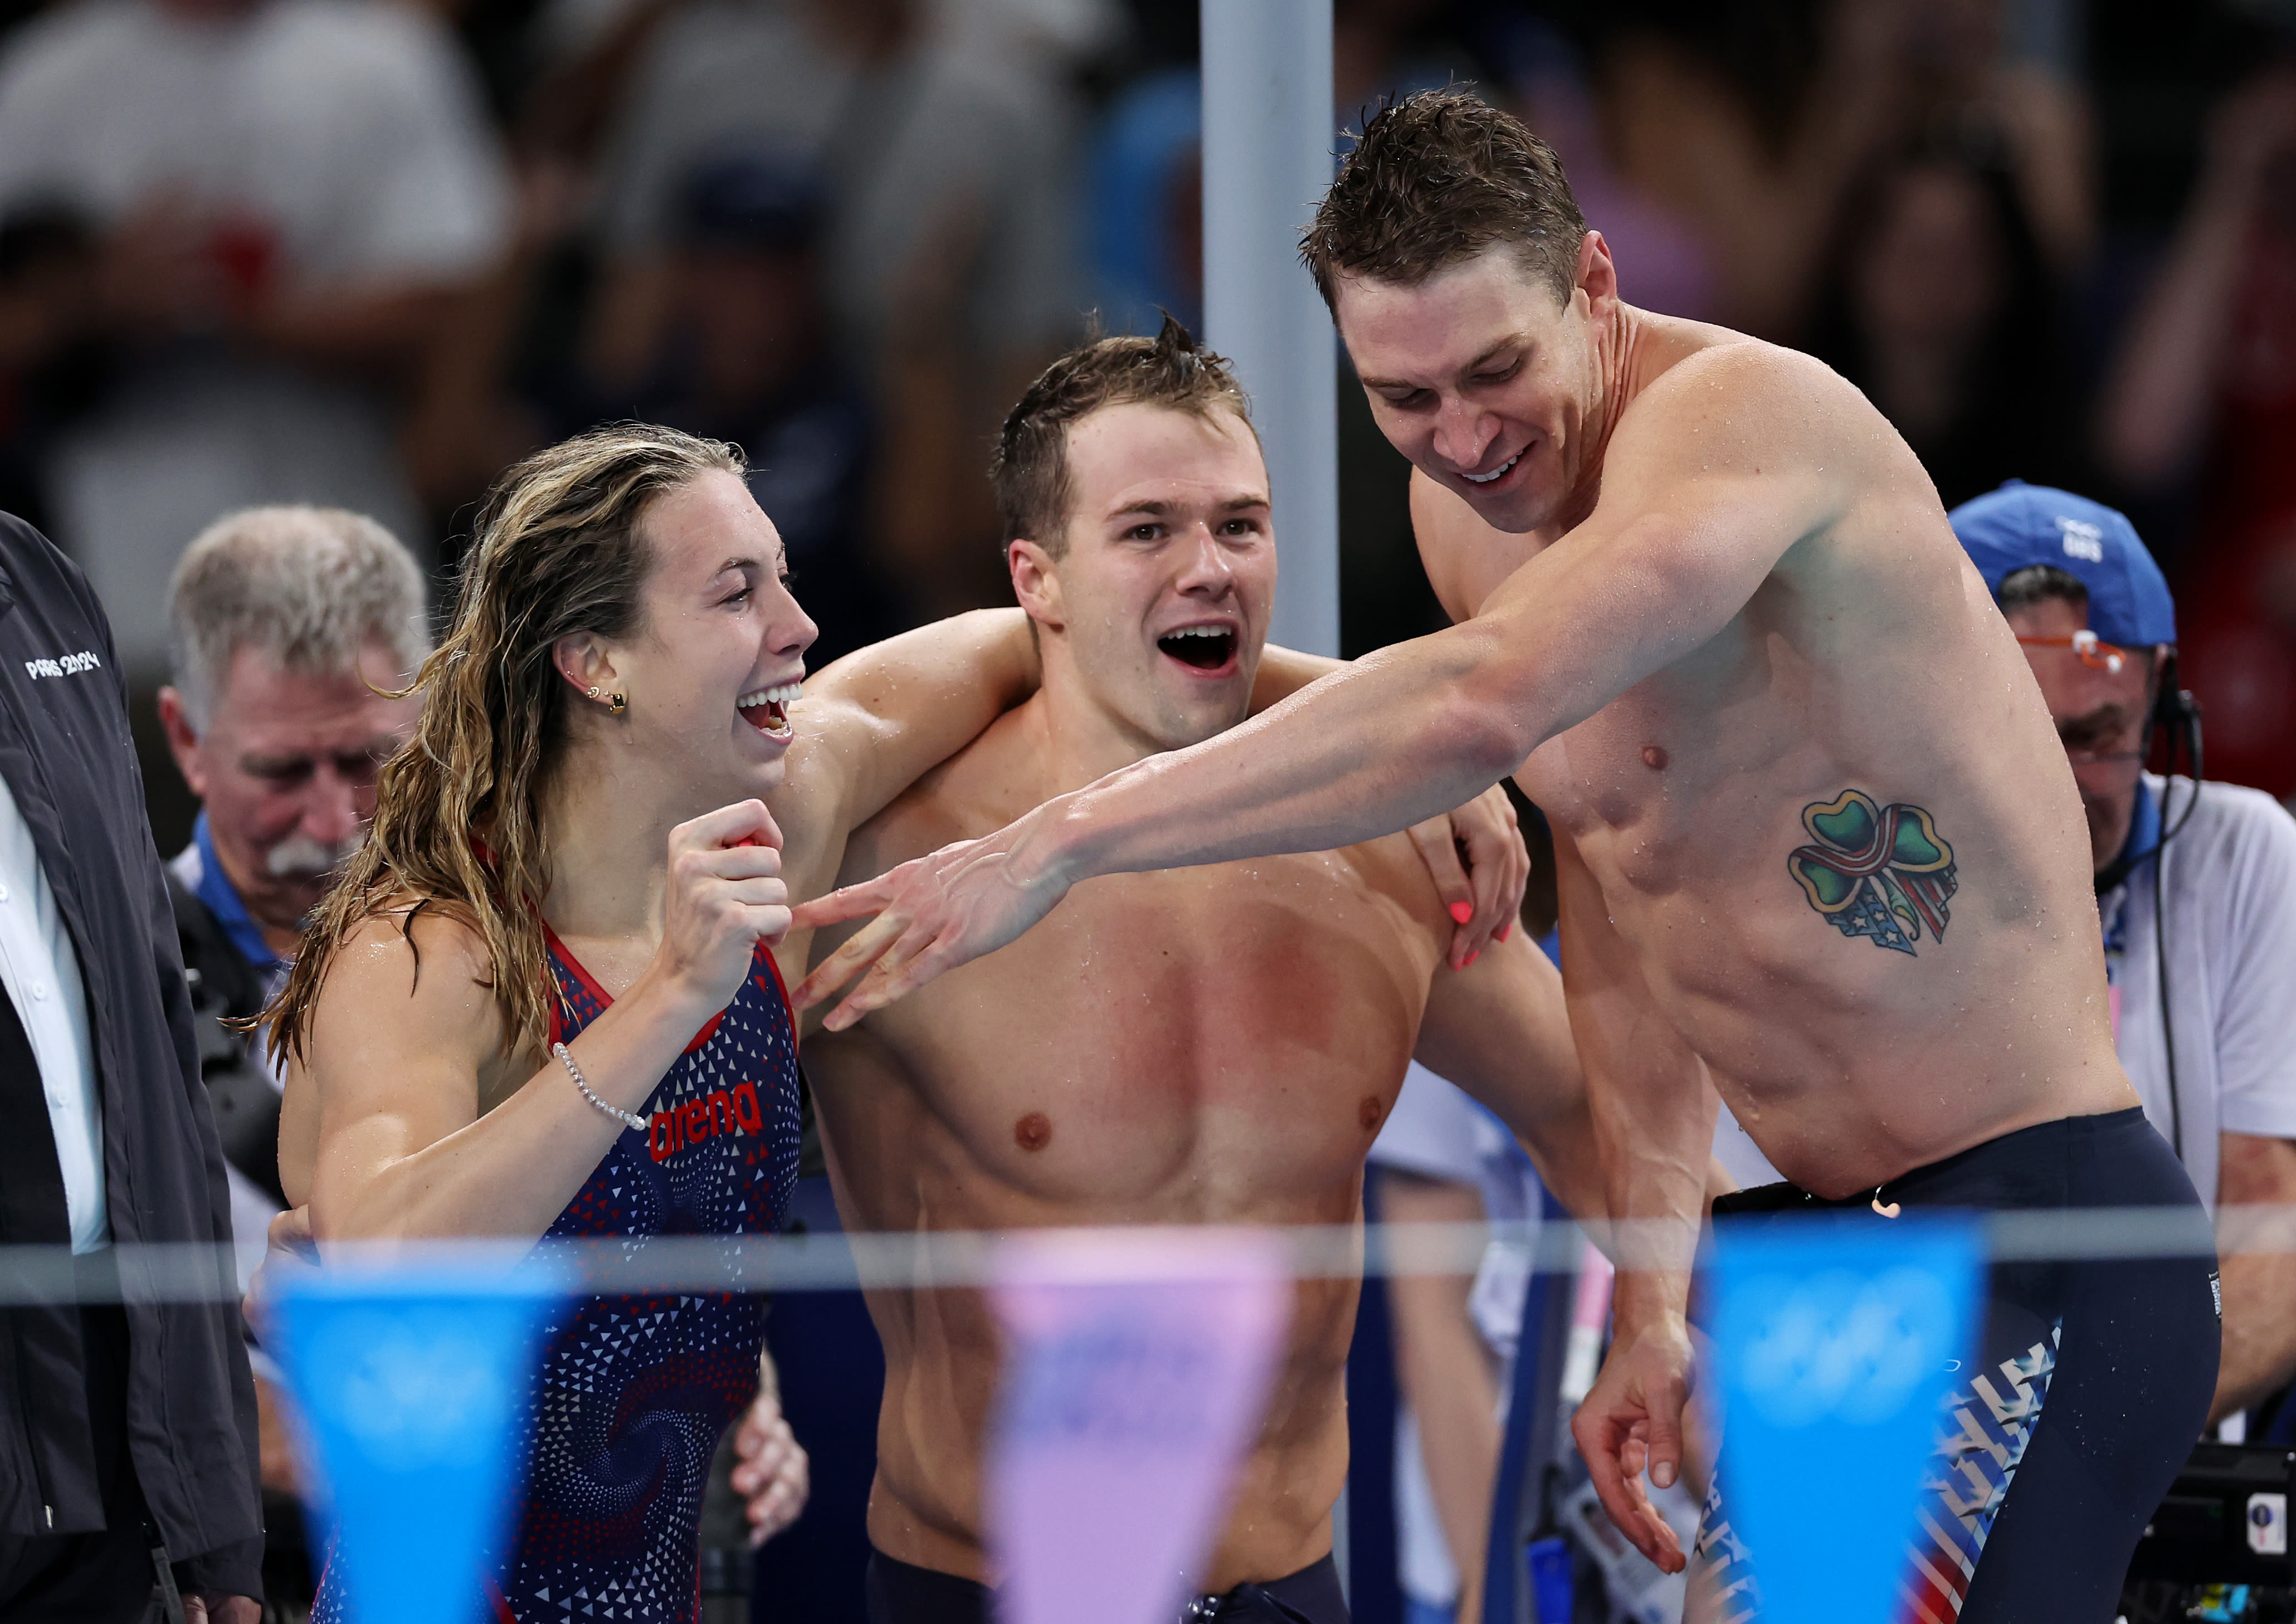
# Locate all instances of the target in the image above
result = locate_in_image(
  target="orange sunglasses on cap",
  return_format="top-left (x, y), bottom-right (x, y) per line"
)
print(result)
top-left (2015, 628), bottom-right (2127, 674)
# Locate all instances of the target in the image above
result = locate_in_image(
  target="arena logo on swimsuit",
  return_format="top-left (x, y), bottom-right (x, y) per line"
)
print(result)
top-left (650, 1081), bottom-right (765, 1162)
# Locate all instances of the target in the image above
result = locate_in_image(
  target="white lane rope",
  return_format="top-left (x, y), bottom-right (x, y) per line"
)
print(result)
top-left (0, 1206), bottom-right (2273, 1307)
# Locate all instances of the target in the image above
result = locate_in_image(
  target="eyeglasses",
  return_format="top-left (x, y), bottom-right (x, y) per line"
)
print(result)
top-left (2016, 630), bottom-right (2128, 674)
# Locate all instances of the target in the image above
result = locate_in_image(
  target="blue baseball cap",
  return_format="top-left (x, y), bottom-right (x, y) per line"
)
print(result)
top-left (1948, 480), bottom-right (2176, 648)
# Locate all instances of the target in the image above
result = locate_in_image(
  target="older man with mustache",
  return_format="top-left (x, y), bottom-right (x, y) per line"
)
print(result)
top-left (158, 506), bottom-right (427, 1230)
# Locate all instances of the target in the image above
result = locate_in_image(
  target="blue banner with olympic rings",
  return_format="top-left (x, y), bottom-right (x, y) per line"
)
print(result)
top-left (270, 1257), bottom-right (555, 1623)
top-left (1706, 1214), bottom-right (1981, 1624)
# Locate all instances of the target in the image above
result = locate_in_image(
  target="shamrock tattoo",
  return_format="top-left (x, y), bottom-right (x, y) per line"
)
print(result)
top-left (1787, 789), bottom-right (1958, 956)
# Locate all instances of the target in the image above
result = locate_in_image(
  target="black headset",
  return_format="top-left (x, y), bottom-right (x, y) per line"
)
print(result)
top-left (2119, 651), bottom-right (2203, 1159)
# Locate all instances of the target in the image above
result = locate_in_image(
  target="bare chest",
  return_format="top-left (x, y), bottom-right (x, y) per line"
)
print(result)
top-left (811, 849), bottom-right (1442, 1220)
top-left (1517, 613), bottom-right (1829, 888)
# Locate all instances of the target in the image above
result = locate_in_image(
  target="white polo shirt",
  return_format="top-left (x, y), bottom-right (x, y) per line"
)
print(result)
top-left (2104, 776), bottom-right (2296, 1208)
top-left (0, 767), bottom-right (105, 1253)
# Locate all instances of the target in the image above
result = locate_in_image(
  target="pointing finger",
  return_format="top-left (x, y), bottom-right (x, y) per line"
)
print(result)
top-left (791, 908), bottom-right (909, 1012)
top-left (789, 875), bottom-right (899, 933)
top-left (822, 924), bottom-right (969, 1031)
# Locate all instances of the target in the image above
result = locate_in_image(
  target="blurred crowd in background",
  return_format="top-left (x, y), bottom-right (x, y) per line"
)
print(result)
top-left (0, 0), bottom-right (2288, 843)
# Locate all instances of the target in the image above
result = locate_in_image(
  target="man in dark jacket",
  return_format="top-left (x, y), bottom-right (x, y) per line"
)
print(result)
top-left (0, 510), bottom-right (261, 1620)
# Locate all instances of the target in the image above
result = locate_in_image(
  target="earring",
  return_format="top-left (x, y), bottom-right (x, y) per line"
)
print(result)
top-left (608, 692), bottom-right (627, 715)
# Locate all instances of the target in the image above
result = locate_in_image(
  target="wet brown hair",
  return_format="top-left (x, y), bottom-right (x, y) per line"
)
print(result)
top-left (990, 315), bottom-right (1254, 559)
top-left (1301, 88), bottom-right (1587, 310)
top-left (266, 423), bottom-right (744, 1069)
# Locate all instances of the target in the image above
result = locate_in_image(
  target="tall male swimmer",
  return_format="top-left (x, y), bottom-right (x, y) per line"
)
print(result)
top-left (773, 321), bottom-right (1602, 1624)
top-left (795, 91), bottom-right (2221, 1622)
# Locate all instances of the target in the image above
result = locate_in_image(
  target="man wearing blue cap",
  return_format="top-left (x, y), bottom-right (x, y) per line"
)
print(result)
top-left (1953, 480), bottom-right (2296, 1432)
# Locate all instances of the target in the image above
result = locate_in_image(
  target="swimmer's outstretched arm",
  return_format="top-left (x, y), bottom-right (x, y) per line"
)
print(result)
top-left (793, 346), bottom-right (1855, 1026)
top-left (1256, 646), bottom-right (1529, 967)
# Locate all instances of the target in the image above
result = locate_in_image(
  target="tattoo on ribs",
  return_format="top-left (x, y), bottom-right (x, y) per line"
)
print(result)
top-left (1787, 789), bottom-right (1958, 956)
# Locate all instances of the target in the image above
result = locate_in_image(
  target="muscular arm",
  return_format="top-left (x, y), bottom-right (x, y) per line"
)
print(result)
top-left (794, 347), bottom-right (1850, 1021)
top-left (2214, 1132), bottom-right (2296, 1422)
top-left (1044, 355), bottom-right (1821, 872)
top-left (1255, 643), bottom-right (1530, 967)
top-left (773, 609), bottom-right (1039, 899)
top-left (296, 804), bottom-right (785, 1243)
top-left (1411, 928), bottom-right (1600, 1220)
top-left (298, 911), bottom-right (725, 1242)
top-left (1553, 829), bottom-right (1713, 1574)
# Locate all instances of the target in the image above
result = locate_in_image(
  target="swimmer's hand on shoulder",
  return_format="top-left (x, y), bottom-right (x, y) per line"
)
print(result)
top-left (654, 800), bottom-right (791, 1015)
top-left (791, 798), bottom-right (1074, 1030)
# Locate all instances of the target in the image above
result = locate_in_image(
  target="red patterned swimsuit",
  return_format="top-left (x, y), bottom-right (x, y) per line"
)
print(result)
top-left (311, 933), bottom-right (802, 1624)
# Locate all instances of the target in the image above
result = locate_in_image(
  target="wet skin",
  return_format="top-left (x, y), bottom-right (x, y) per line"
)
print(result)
top-left (803, 708), bottom-right (1576, 1593)
top-left (784, 243), bottom-right (2139, 1572)
top-left (1390, 293), bottom-right (2131, 1200)
top-left (781, 403), bottom-right (1590, 1591)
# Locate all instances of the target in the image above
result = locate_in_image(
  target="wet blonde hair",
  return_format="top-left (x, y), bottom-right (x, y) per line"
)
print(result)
top-left (267, 423), bottom-right (744, 1067)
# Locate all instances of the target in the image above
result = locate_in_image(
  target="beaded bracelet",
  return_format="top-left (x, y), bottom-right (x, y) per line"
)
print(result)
top-left (554, 1041), bottom-right (646, 1132)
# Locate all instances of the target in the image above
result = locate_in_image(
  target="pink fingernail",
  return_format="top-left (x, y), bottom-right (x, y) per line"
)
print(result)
top-left (1498, 923), bottom-right (1513, 942)
top-left (1463, 949), bottom-right (1480, 968)
top-left (1449, 901), bottom-right (1473, 924)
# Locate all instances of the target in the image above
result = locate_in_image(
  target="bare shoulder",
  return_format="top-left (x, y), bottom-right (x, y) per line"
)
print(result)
top-left (1613, 323), bottom-right (1884, 474)
top-left (839, 706), bottom-right (1044, 883)
top-left (303, 901), bottom-right (508, 1070)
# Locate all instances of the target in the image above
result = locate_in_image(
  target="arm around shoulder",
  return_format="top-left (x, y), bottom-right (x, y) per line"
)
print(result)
top-left (792, 608), bottom-right (1038, 833)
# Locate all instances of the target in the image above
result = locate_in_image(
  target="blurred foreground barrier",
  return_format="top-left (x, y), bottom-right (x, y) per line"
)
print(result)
top-left (267, 1247), bottom-right (557, 1622)
top-left (1708, 1215), bottom-right (1982, 1624)
top-left (0, 1207), bottom-right (2250, 1306)
top-left (988, 1229), bottom-right (1288, 1624)
top-left (0, 1208), bottom-right (2250, 1622)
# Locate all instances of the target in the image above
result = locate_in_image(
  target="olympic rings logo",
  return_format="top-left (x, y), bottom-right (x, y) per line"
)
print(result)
top-left (1730, 1266), bottom-right (1958, 1430)
top-left (309, 1306), bottom-right (522, 1471)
